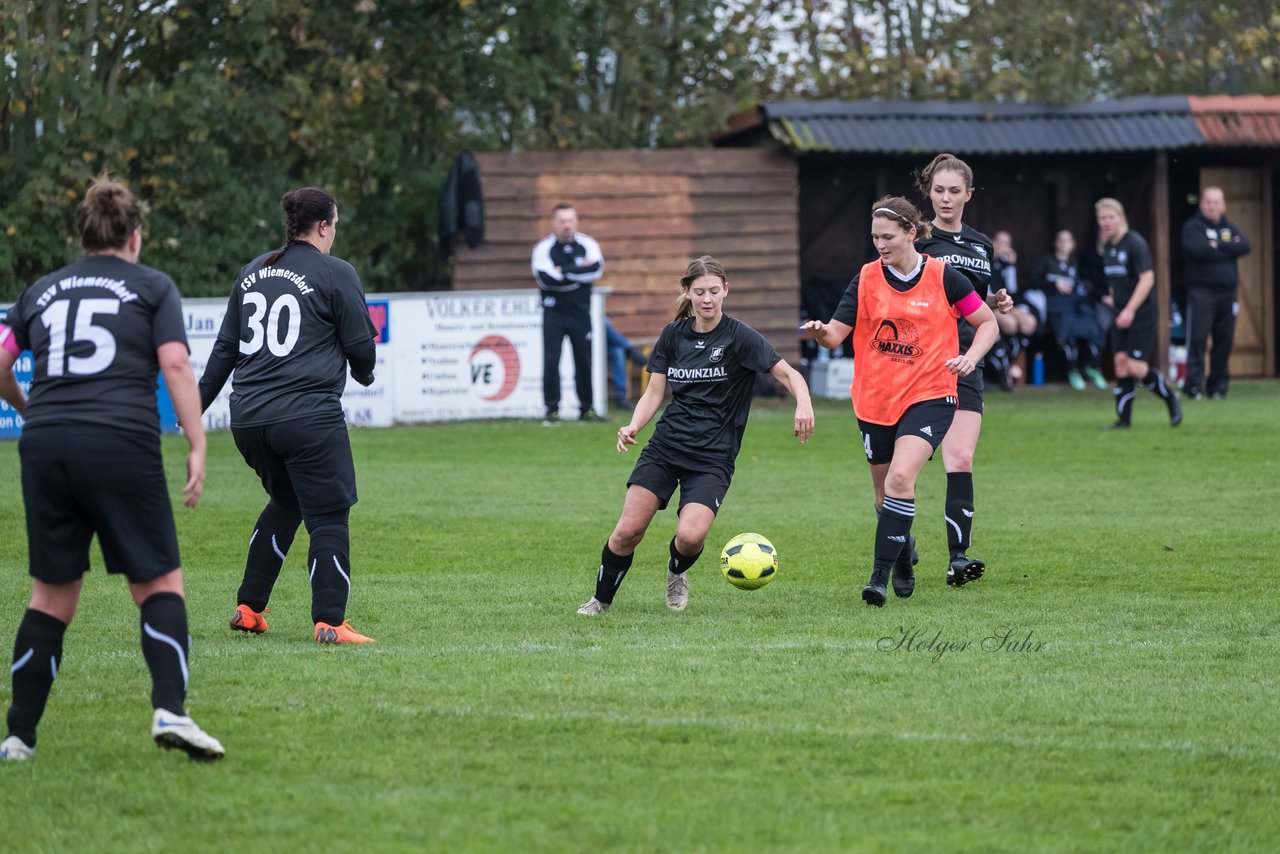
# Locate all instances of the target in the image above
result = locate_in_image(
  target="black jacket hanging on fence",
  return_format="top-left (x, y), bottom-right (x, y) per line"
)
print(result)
top-left (437, 152), bottom-right (485, 260)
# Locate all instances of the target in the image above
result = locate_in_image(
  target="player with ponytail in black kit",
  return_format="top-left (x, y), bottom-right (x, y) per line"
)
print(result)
top-left (200, 188), bottom-right (379, 644)
top-left (577, 256), bottom-right (814, 616)
top-left (0, 175), bottom-right (223, 761)
top-left (913, 154), bottom-right (1015, 588)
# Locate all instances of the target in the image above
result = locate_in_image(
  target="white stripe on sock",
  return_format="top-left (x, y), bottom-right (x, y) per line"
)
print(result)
top-left (50, 656), bottom-right (57, 679)
top-left (945, 514), bottom-right (962, 542)
top-left (143, 622), bottom-right (190, 692)
top-left (272, 534), bottom-right (287, 563)
top-left (332, 556), bottom-right (352, 593)
top-left (309, 558), bottom-right (317, 583)
top-left (249, 528), bottom-right (258, 547)
top-left (10, 648), bottom-right (33, 674)
top-left (882, 497), bottom-right (915, 517)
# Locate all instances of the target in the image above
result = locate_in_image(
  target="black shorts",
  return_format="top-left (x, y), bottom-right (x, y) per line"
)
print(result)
top-left (19, 426), bottom-right (181, 584)
top-left (956, 371), bottom-right (984, 414)
top-left (1111, 320), bottom-right (1157, 362)
top-left (857, 397), bottom-right (957, 466)
top-left (233, 413), bottom-right (357, 517)
top-left (627, 447), bottom-right (730, 515)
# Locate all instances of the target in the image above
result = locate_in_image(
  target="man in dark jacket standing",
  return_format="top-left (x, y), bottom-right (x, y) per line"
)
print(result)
top-left (1181, 186), bottom-right (1251, 400)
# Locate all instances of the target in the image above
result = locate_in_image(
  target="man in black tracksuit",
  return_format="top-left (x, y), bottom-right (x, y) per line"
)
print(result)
top-left (1180, 186), bottom-right (1251, 399)
top-left (531, 204), bottom-right (604, 422)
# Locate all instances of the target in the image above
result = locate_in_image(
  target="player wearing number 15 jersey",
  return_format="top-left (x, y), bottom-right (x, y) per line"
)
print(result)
top-left (0, 174), bottom-right (223, 761)
top-left (199, 187), bottom-right (378, 644)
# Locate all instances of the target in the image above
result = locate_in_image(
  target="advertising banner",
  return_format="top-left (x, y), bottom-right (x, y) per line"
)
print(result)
top-left (2, 289), bottom-right (607, 438)
top-left (387, 289), bottom-right (606, 423)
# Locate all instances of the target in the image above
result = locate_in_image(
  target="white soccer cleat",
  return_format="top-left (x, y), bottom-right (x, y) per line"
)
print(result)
top-left (666, 570), bottom-right (689, 611)
top-left (577, 597), bottom-right (610, 616)
top-left (152, 709), bottom-right (225, 761)
top-left (0, 735), bottom-right (35, 761)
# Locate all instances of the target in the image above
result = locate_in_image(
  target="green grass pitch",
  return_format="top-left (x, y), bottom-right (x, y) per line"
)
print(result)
top-left (1, 382), bottom-right (1278, 852)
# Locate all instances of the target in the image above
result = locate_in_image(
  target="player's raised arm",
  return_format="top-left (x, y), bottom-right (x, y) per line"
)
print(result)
top-left (800, 318), bottom-right (851, 351)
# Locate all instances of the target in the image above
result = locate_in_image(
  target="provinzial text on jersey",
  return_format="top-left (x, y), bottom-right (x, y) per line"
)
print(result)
top-left (241, 267), bottom-right (315, 295)
top-left (667, 366), bottom-right (729, 381)
top-left (35, 276), bottom-right (139, 308)
top-left (931, 252), bottom-right (991, 277)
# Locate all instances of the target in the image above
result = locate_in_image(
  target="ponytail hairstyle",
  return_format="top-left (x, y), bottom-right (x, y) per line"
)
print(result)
top-left (915, 152), bottom-right (974, 197)
top-left (261, 186), bottom-right (337, 268)
top-left (871, 195), bottom-right (930, 239)
top-left (77, 172), bottom-right (143, 252)
top-left (674, 255), bottom-right (728, 321)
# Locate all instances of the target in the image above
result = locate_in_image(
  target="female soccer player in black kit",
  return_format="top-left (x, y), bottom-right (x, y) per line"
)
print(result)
top-left (0, 175), bottom-right (223, 761)
top-left (802, 197), bottom-right (998, 607)
top-left (913, 154), bottom-right (1014, 588)
top-left (200, 187), bottom-right (379, 644)
top-left (1094, 198), bottom-right (1181, 429)
top-left (577, 256), bottom-right (814, 615)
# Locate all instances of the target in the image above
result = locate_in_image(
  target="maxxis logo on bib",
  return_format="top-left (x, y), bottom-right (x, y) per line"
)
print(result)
top-left (869, 318), bottom-right (923, 364)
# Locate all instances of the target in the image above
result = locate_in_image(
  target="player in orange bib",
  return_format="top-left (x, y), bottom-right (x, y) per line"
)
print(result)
top-left (803, 196), bottom-right (998, 606)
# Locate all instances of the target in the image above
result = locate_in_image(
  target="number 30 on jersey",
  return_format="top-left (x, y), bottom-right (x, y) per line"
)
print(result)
top-left (240, 292), bottom-right (301, 356)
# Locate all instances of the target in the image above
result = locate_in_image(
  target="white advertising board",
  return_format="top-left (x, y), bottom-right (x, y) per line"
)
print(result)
top-left (184, 288), bottom-right (606, 431)
top-left (387, 289), bottom-right (606, 423)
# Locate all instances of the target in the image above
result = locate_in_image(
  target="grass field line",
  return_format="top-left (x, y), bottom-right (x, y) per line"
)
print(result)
top-left (380, 702), bottom-right (1280, 763)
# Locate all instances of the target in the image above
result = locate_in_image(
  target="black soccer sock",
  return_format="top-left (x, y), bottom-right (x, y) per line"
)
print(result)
top-left (1114, 377), bottom-right (1136, 424)
top-left (306, 511), bottom-right (352, 626)
top-left (1142, 368), bottom-right (1174, 402)
top-left (945, 472), bottom-right (975, 556)
top-left (139, 593), bottom-right (189, 715)
top-left (6, 609), bottom-right (67, 747)
top-left (1061, 341), bottom-right (1078, 368)
top-left (989, 340), bottom-right (1009, 373)
top-left (1084, 342), bottom-right (1101, 368)
top-left (874, 496), bottom-right (914, 577)
top-left (595, 543), bottom-right (634, 605)
top-left (237, 501), bottom-right (302, 613)
top-left (668, 537), bottom-right (703, 576)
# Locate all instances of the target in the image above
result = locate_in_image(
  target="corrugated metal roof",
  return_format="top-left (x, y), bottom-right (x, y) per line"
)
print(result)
top-left (1189, 95), bottom-right (1280, 146)
top-left (749, 96), bottom-right (1266, 154)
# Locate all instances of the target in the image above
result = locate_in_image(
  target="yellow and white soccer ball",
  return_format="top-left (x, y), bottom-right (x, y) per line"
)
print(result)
top-left (720, 533), bottom-right (778, 590)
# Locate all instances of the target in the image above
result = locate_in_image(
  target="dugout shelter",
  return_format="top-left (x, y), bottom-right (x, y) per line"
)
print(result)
top-left (715, 95), bottom-right (1280, 380)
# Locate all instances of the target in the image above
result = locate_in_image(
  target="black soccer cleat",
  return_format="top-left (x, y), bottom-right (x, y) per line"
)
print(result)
top-left (1102, 420), bottom-right (1131, 431)
top-left (891, 535), bottom-right (917, 598)
top-left (1168, 394), bottom-right (1183, 427)
top-left (946, 554), bottom-right (985, 587)
top-left (862, 566), bottom-right (889, 607)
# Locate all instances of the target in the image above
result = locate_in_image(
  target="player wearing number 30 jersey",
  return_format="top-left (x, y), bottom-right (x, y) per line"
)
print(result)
top-left (200, 187), bottom-right (377, 645)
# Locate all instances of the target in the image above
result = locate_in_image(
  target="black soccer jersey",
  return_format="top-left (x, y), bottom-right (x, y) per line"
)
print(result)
top-left (5, 254), bottom-right (188, 435)
top-left (199, 242), bottom-right (376, 427)
top-left (644, 315), bottom-right (781, 471)
top-left (916, 224), bottom-right (993, 352)
top-left (1101, 230), bottom-right (1155, 325)
top-left (1030, 254), bottom-right (1087, 298)
top-left (832, 262), bottom-right (976, 330)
